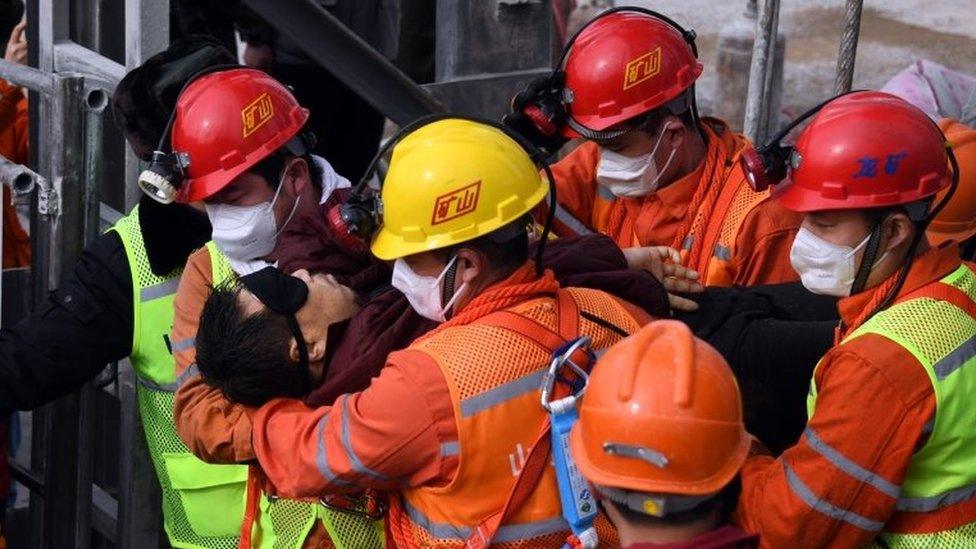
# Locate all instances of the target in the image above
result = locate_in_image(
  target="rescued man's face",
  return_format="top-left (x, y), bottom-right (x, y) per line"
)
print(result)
top-left (238, 270), bottom-right (357, 384)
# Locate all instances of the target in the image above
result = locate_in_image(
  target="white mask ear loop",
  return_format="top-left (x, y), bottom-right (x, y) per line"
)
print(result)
top-left (270, 170), bottom-right (302, 240)
top-left (435, 255), bottom-right (462, 312)
top-left (847, 231), bottom-right (890, 270)
top-left (647, 124), bottom-right (677, 188)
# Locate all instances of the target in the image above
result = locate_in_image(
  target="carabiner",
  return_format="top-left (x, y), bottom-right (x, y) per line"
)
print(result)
top-left (541, 336), bottom-right (594, 412)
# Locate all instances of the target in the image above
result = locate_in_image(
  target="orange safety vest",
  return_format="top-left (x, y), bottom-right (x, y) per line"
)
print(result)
top-left (551, 120), bottom-right (765, 287)
top-left (387, 288), bottom-right (646, 548)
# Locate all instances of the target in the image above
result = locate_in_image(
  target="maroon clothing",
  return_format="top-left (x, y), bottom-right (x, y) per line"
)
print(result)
top-left (303, 234), bottom-right (670, 407)
top-left (624, 526), bottom-right (759, 549)
top-left (275, 188), bottom-right (389, 292)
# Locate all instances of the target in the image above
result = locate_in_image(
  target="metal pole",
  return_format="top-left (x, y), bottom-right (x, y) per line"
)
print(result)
top-left (834, 0), bottom-right (864, 94)
top-left (743, 0), bottom-right (779, 144)
top-left (758, 0), bottom-right (780, 139)
top-left (123, 0), bottom-right (168, 211)
top-left (0, 59), bottom-right (56, 95)
top-left (73, 87), bottom-right (108, 549)
top-left (243, 0), bottom-right (444, 125)
top-left (34, 74), bottom-right (87, 549)
top-left (0, 155), bottom-right (44, 196)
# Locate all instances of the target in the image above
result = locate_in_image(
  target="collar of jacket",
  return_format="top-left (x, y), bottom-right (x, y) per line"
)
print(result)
top-left (138, 194), bottom-right (212, 276)
top-left (418, 262), bottom-right (561, 341)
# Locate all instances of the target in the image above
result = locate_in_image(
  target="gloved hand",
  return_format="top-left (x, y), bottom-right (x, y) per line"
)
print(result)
top-left (503, 72), bottom-right (570, 156)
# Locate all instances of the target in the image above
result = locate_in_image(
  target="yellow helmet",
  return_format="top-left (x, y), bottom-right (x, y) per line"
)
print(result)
top-left (371, 118), bottom-right (548, 260)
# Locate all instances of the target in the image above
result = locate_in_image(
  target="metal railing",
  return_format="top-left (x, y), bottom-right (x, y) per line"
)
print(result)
top-left (2, 0), bottom-right (167, 545)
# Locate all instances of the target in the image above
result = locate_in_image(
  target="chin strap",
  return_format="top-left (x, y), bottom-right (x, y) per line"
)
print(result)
top-left (850, 210), bottom-right (889, 296)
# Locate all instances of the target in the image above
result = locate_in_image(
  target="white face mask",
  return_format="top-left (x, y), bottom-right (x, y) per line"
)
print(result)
top-left (596, 125), bottom-right (676, 198)
top-left (206, 175), bottom-right (301, 267)
top-left (391, 256), bottom-right (467, 322)
top-left (790, 227), bottom-right (889, 297)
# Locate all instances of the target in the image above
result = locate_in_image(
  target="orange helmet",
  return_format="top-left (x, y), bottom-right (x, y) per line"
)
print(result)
top-left (170, 68), bottom-right (309, 203)
top-left (928, 119), bottom-right (976, 245)
top-left (569, 321), bottom-right (749, 507)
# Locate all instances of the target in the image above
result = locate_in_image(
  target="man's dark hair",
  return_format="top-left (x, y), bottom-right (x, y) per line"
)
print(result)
top-left (608, 476), bottom-right (742, 528)
top-left (250, 141), bottom-right (323, 192)
top-left (444, 216), bottom-right (530, 279)
top-left (196, 282), bottom-right (310, 407)
top-left (623, 88), bottom-right (697, 136)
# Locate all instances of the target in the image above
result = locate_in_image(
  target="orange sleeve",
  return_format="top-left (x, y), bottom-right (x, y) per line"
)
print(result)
top-left (171, 247), bottom-right (256, 463)
top-left (0, 79), bottom-right (25, 133)
top-left (732, 199), bottom-right (802, 286)
top-left (542, 141), bottom-right (601, 233)
top-left (251, 348), bottom-right (459, 499)
top-left (736, 335), bottom-right (935, 547)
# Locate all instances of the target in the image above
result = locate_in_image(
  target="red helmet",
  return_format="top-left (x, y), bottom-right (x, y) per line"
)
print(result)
top-left (171, 68), bottom-right (309, 203)
top-left (561, 11), bottom-right (702, 137)
top-left (773, 91), bottom-right (951, 213)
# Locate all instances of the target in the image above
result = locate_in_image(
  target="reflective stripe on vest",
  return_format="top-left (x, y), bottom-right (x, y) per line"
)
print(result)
top-left (112, 210), bottom-right (247, 549)
top-left (204, 242), bottom-right (386, 549)
top-left (806, 263), bottom-right (976, 546)
top-left (395, 288), bottom-right (643, 547)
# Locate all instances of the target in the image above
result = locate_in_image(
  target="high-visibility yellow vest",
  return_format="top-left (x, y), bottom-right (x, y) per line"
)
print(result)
top-left (204, 242), bottom-right (385, 549)
top-left (112, 208), bottom-right (247, 549)
top-left (808, 263), bottom-right (976, 547)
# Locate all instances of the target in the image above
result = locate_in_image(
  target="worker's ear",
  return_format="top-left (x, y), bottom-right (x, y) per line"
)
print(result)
top-left (282, 156), bottom-right (311, 196)
top-left (879, 211), bottom-right (915, 255)
top-left (658, 114), bottom-right (686, 150)
top-left (453, 247), bottom-right (484, 286)
top-left (288, 336), bottom-right (326, 364)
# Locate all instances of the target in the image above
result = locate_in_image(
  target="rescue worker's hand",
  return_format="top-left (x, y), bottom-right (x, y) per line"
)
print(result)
top-left (5, 20), bottom-right (27, 65)
top-left (503, 73), bottom-right (569, 156)
top-left (622, 246), bottom-right (704, 312)
top-left (242, 42), bottom-right (273, 71)
top-left (293, 270), bottom-right (359, 328)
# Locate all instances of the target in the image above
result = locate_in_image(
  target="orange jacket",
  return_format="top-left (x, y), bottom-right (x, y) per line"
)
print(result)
top-left (736, 243), bottom-right (973, 547)
top-left (547, 118), bottom-right (800, 286)
top-left (250, 264), bottom-right (651, 547)
top-left (1, 78), bottom-right (29, 268)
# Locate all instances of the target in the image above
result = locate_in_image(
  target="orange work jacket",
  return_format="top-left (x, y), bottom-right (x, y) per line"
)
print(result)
top-left (387, 286), bottom-right (647, 547)
top-left (547, 118), bottom-right (800, 287)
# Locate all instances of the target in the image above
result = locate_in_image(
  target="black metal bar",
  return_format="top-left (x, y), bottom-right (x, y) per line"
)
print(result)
top-left (9, 460), bottom-right (46, 496)
top-left (116, 367), bottom-right (163, 546)
top-left (242, 0), bottom-right (444, 125)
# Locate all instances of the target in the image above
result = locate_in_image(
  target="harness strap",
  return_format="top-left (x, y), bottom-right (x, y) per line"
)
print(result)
top-left (239, 466), bottom-right (263, 549)
top-left (465, 290), bottom-right (582, 549)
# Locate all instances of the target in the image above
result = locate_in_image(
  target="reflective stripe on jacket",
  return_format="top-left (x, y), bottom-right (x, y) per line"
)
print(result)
top-left (737, 244), bottom-right (976, 548)
top-left (113, 211), bottom-right (247, 549)
top-left (808, 262), bottom-right (976, 547)
top-left (389, 287), bottom-right (646, 547)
